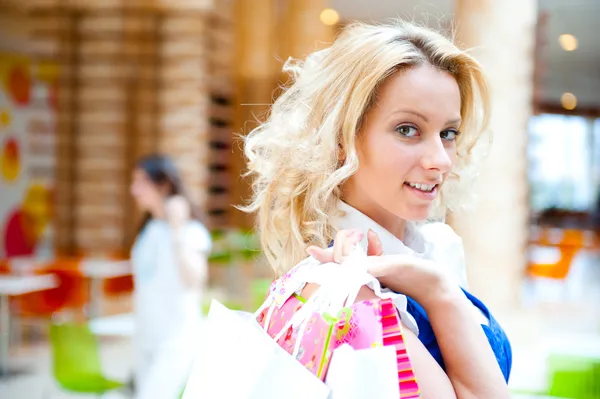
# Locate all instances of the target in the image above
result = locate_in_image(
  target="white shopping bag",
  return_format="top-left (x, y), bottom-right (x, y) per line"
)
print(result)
top-left (326, 344), bottom-right (400, 399)
top-left (182, 300), bottom-right (331, 399)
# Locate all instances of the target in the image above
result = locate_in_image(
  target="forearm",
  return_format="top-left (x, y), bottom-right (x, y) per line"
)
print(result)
top-left (424, 285), bottom-right (510, 399)
top-left (172, 229), bottom-right (206, 288)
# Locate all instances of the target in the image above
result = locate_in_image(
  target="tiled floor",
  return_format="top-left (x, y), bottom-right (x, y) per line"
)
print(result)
top-left (0, 337), bottom-right (132, 398)
top-left (508, 248), bottom-right (600, 395)
top-left (1, 249), bottom-right (598, 399)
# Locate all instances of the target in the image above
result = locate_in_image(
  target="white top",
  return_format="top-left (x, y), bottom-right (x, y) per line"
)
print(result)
top-left (329, 201), bottom-right (470, 335)
top-left (132, 219), bottom-right (211, 349)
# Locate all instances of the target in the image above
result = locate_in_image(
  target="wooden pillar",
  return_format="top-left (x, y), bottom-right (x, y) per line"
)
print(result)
top-left (26, 1), bottom-right (212, 256)
top-left (230, 0), bottom-right (334, 229)
top-left (156, 10), bottom-right (210, 215)
top-left (280, 0), bottom-right (335, 60)
top-left (452, 0), bottom-right (537, 311)
top-left (205, 0), bottom-right (235, 229)
top-left (230, 0), bottom-right (278, 229)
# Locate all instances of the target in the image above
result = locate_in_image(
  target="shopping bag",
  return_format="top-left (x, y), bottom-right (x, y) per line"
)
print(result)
top-left (182, 300), bottom-right (331, 399)
top-left (326, 344), bottom-right (399, 399)
top-left (256, 247), bottom-right (421, 398)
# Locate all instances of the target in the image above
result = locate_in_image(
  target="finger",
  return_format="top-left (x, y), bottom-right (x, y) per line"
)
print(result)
top-left (306, 246), bottom-right (333, 263)
top-left (367, 229), bottom-right (384, 256)
top-left (340, 230), bottom-right (364, 261)
top-left (333, 229), bottom-right (356, 263)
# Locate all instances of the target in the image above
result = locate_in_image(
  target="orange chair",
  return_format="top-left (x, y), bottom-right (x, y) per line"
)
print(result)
top-left (102, 251), bottom-right (134, 297)
top-left (0, 259), bottom-right (9, 274)
top-left (527, 245), bottom-right (580, 280)
top-left (13, 259), bottom-right (88, 317)
top-left (527, 227), bottom-right (586, 280)
top-left (561, 229), bottom-right (585, 248)
top-left (103, 275), bottom-right (134, 297)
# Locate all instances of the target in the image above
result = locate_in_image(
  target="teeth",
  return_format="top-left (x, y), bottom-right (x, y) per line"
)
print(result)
top-left (407, 182), bottom-right (436, 192)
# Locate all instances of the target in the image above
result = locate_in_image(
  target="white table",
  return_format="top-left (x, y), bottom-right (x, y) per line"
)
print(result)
top-left (5, 256), bottom-right (49, 276)
top-left (0, 274), bottom-right (57, 377)
top-left (80, 260), bottom-right (132, 319)
top-left (89, 313), bottom-right (135, 337)
top-left (5, 257), bottom-right (132, 319)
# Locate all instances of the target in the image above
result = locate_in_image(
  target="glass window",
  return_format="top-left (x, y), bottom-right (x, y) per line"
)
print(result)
top-left (528, 114), bottom-right (598, 212)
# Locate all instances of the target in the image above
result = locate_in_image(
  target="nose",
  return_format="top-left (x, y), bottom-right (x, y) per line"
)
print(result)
top-left (421, 136), bottom-right (452, 173)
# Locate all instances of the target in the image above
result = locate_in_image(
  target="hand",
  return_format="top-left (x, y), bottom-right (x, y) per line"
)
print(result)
top-left (307, 229), bottom-right (457, 309)
top-left (165, 195), bottom-right (190, 230)
top-left (306, 228), bottom-right (383, 263)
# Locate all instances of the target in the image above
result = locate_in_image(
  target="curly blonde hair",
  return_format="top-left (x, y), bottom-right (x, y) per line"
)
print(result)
top-left (242, 20), bottom-right (490, 275)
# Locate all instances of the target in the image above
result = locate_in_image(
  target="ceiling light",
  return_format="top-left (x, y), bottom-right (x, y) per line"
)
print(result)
top-left (320, 8), bottom-right (339, 26)
top-left (561, 92), bottom-right (577, 110)
top-left (559, 34), bottom-right (578, 51)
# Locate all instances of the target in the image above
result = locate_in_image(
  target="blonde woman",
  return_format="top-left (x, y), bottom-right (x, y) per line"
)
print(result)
top-left (243, 20), bottom-right (511, 398)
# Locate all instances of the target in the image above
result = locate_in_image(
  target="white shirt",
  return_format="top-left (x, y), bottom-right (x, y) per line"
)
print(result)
top-left (132, 219), bottom-right (211, 349)
top-left (332, 201), bottom-right (469, 289)
top-left (330, 201), bottom-right (471, 334)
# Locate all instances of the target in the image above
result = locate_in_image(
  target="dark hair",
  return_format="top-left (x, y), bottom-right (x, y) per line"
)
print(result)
top-left (135, 154), bottom-right (203, 232)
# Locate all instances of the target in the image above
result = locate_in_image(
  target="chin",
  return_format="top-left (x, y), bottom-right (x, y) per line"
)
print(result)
top-left (134, 201), bottom-right (149, 212)
top-left (395, 206), bottom-right (432, 223)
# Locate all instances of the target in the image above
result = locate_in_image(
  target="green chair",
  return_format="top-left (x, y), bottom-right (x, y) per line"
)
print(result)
top-left (49, 323), bottom-right (125, 397)
top-left (251, 278), bottom-right (273, 311)
top-left (513, 353), bottom-right (600, 399)
top-left (547, 354), bottom-right (600, 399)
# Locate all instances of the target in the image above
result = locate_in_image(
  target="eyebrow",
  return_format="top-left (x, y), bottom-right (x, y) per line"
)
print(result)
top-left (392, 109), bottom-right (462, 125)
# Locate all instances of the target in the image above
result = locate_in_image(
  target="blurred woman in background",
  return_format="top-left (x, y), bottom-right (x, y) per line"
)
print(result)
top-left (130, 154), bottom-right (211, 399)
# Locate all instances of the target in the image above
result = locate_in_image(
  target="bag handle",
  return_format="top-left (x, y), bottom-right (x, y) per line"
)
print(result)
top-left (268, 246), bottom-right (376, 344)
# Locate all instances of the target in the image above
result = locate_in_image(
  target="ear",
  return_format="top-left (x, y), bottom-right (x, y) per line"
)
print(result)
top-left (338, 143), bottom-right (346, 166)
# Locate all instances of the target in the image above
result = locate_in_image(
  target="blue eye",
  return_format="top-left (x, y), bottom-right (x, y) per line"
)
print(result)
top-left (396, 125), bottom-right (419, 137)
top-left (441, 129), bottom-right (459, 141)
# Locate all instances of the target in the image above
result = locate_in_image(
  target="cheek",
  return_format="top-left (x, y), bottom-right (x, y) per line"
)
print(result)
top-left (367, 143), bottom-right (416, 181)
top-left (131, 183), bottom-right (158, 206)
top-left (357, 138), bottom-right (413, 188)
top-left (387, 149), bottom-right (417, 178)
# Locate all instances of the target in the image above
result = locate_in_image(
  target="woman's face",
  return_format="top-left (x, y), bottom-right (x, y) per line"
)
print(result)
top-left (130, 168), bottom-right (167, 213)
top-left (344, 64), bottom-right (461, 225)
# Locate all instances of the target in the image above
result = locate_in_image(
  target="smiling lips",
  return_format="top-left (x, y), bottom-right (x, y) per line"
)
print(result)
top-left (406, 182), bottom-right (436, 192)
top-left (404, 181), bottom-right (440, 200)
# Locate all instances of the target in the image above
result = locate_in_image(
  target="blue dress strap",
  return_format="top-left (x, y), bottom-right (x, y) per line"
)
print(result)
top-left (405, 289), bottom-right (512, 382)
